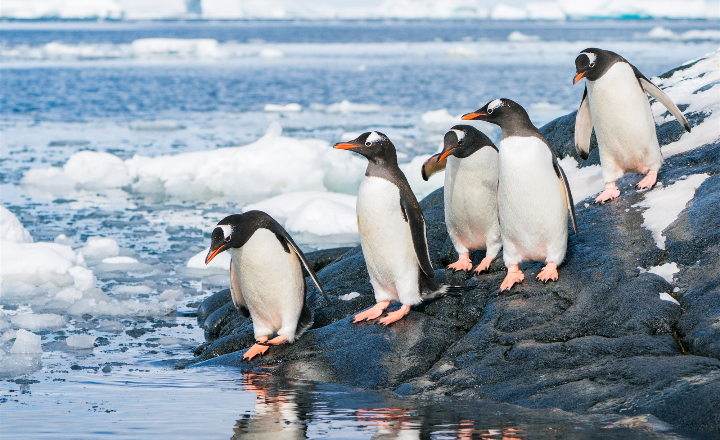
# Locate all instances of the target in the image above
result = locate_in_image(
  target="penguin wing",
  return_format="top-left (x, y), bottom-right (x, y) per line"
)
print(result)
top-left (631, 64), bottom-right (691, 133)
top-left (400, 194), bottom-right (435, 278)
top-left (420, 153), bottom-right (447, 181)
top-left (552, 155), bottom-right (579, 235)
top-left (575, 86), bottom-right (593, 160)
top-left (229, 262), bottom-right (250, 317)
top-left (267, 224), bottom-right (330, 302)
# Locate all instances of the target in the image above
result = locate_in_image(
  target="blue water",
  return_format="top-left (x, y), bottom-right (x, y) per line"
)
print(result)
top-left (0, 20), bottom-right (717, 439)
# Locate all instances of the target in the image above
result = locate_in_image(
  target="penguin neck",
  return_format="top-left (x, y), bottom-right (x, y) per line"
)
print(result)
top-left (365, 156), bottom-right (402, 181)
top-left (498, 116), bottom-right (544, 142)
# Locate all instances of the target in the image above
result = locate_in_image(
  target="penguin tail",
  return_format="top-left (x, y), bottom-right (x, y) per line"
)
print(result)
top-left (422, 284), bottom-right (475, 301)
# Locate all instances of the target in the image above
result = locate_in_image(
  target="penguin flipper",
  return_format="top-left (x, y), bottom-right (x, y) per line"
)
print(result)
top-left (268, 223), bottom-right (330, 302)
top-left (420, 153), bottom-right (447, 181)
top-left (400, 196), bottom-right (435, 279)
top-left (552, 155), bottom-right (579, 235)
top-left (229, 262), bottom-right (250, 317)
top-left (632, 64), bottom-right (691, 133)
top-left (575, 86), bottom-right (593, 160)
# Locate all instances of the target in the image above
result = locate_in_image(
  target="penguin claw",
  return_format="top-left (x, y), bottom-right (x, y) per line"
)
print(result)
top-left (536, 262), bottom-right (559, 283)
top-left (500, 265), bottom-right (524, 291)
top-left (377, 305), bottom-right (411, 326)
top-left (447, 259), bottom-right (473, 272)
top-left (473, 257), bottom-right (494, 274)
top-left (353, 301), bottom-right (390, 323)
top-left (255, 335), bottom-right (288, 346)
top-left (242, 343), bottom-right (270, 361)
top-left (637, 170), bottom-right (658, 189)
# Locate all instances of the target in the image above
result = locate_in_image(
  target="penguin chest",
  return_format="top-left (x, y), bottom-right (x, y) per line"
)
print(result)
top-left (229, 229), bottom-right (304, 332)
top-left (498, 136), bottom-right (568, 262)
top-left (356, 176), bottom-right (418, 287)
top-left (587, 63), bottom-right (661, 174)
top-left (444, 149), bottom-right (499, 249)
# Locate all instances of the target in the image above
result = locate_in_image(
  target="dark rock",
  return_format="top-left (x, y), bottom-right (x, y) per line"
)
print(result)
top-left (304, 247), bottom-right (353, 274)
top-left (188, 58), bottom-right (720, 435)
top-left (197, 289), bottom-right (232, 322)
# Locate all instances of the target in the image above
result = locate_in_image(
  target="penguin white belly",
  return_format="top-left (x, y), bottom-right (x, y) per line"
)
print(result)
top-left (587, 62), bottom-right (662, 182)
top-left (444, 149), bottom-right (501, 256)
top-left (498, 136), bottom-right (568, 266)
top-left (229, 229), bottom-right (305, 342)
top-left (356, 176), bottom-right (422, 305)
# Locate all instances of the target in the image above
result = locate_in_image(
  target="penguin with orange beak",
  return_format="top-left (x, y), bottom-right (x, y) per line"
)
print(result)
top-left (205, 211), bottom-right (329, 361)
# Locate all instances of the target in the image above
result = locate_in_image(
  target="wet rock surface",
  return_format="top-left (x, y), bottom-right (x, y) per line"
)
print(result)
top-left (188, 61), bottom-right (720, 435)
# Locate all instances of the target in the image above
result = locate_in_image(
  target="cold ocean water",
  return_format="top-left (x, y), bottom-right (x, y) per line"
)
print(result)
top-left (0, 20), bottom-right (718, 439)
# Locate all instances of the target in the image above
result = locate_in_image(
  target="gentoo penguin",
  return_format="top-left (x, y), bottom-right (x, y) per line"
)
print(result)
top-left (205, 211), bottom-right (329, 361)
top-left (463, 99), bottom-right (578, 291)
top-left (432, 125), bottom-right (501, 274)
top-left (334, 132), bottom-right (468, 325)
top-left (573, 48), bottom-right (691, 203)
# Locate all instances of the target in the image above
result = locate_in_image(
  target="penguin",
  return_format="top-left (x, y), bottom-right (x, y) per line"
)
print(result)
top-left (431, 125), bottom-right (501, 274)
top-left (204, 211), bottom-right (329, 361)
top-left (573, 48), bottom-right (691, 203)
top-left (334, 132), bottom-right (468, 325)
top-left (462, 99), bottom-right (578, 291)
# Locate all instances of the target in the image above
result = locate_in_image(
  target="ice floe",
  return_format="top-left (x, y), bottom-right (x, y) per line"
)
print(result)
top-left (1, 207), bottom-right (33, 244)
top-left (264, 103), bottom-right (302, 112)
top-left (65, 334), bottom-right (96, 349)
top-left (507, 31), bottom-right (540, 42)
top-left (10, 329), bottom-right (42, 354)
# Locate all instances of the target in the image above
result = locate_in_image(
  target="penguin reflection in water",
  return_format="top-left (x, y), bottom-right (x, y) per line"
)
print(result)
top-left (463, 99), bottom-right (578, 291)
top-left (421, 125), bottom-right (501, 274)
top-left (334, 132), bottom-right (470, 325)
top-left (205, 211), bottom-right (329, 361)
top-left (573, 48), bottom-right (691, 203)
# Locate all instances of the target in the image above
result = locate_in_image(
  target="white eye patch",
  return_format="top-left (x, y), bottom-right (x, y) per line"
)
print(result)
top-left (581, 52), bottom-right (597, 64)
top-left (451, 129), bottom-right (465, 143)
top-left (365, 131), bottom-right (383, 144)
top-left (488, 99), bottom-right (503, 111)
top-left (218, 224), bottom-right (232, 240)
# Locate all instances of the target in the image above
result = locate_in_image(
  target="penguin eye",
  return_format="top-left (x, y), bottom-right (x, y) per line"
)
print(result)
top-left (224, 235), bottom-right (231, 242)
top-left (589, 62), bottom-right (595, 68)
top-left (487, 108), bottom-right (493, 114)
top-left (457, 139), bottom-right (463, 145)
top-left (365, 141), bottom-right (371, 147)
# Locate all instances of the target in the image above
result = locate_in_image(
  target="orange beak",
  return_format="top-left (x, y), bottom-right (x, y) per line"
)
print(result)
top-left (573, 71), bottom-right (586, 84)
top-left (205, 247), bottom-right (224, 264)
top-left (333, 143), bottom-right (357, 150)
top-left (461, 112), bottom-right (486, 120)
top-left (438, 148), bottom-right (456, 162)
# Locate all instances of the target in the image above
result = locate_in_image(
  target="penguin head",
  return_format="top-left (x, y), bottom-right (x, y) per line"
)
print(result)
top-left (461, 98), bottom-right (529, 128)
top-left (437, 125), bottom-right (496, 162)
top-left (574, 48), bottom-right (619, 83)
top-left (333, 131), bottom-right (397, 163)
top-left (205, 213), bottom-right (252, 264)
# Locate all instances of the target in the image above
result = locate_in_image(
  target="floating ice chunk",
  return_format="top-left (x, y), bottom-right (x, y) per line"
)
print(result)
top-left (634, 174), bottom-right (710, 249)
top-left (67, 297), bottom-right (176, 317)
top-left (66, 334), bottom-right (96, 349)
top-left (187, 248), bottom-right (230, 270)
top-left (556, 157), bottom-right (605, 203)
top-left (325, 100), bottom-right (382, 114)
top-left (156, 337), bottom-right (194, 346)
top-left (1, 241), bottom-right (82, 287)
top-left (69, 266), bottom-right (96, 291)
top-left (132, 38), bottom-right (220, 59)
top-left (659, 292), bottom-right (680, 305)
top-left (647, 262), bottom-right (680, 283)
top-left (491, 4), bottom-right (527, 19)
top-left (339, 292), bottom-right (360, 301)
top-left (285, 198), bottom-right (358, 236)
top-left (259, 48), bottom-right (284, 58)
top-left (54, 287), bottom-right (84, 302)
top-left (680, 30), bottom-right (720, 41)
top-left (11, 313), bottom-right (66, 331)
top-left (20, 167), bottom-right (76, 190)
top-left (421, 109), bottom-right (462, 129)
top-left (0, 206), bottom-right (33, 243)
top-left (264, 103), bottom-right (302, 112)
top-left (97, 319), bottom-right (124, 332)
top-left (507, 31), bottom-right (540, 42)
top-left (158, 289), bottom-right (183, 301)
top-left (102, 256), bottom-right (139, 265)
top-left (10, 329), bottom-right (42, 353)
top-left (447, 46), bottom-right (478, 57)
top-left (54, 234), bottom-right (75, 246)
top-left (244, 191), bottom-right (356, 224)
top-left (114, 285), bottom-right (153, 295)
top-left (648, 26), bottom-right (676, 39)
top-left (129, 120), bottom-right (185, 131)
top-left (64, 151), bottom-right (132, 189)
top-left (95, 257), bottom-right (150, 273)
top-left (79, 237), bottom-right (120, 260)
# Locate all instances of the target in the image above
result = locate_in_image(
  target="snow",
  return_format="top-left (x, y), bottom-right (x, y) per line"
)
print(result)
top-left (78, 237), bottom-right (120, 260)
top-left (264, 103), bottom-right (302, 113)
top-left (10, 329), bottom-right (42, 354)
top-left (187, 247), bottom-right (230, 270)
top-left (556, 157), bottom-right (605, 203)
top-left (11, 313), bottom-right (66, 331)
top-left (66, 334), bottom-right (96, 349)
top-left (1, 207), bottom-right (33, 244)
top-left (659, 292), bottom-right (680, 305)
top-left (1, 240), bottom-right (88, 287)
top-left (507, 31), bottom-right (540, 42)
top-left (634, 174), bottom-right (710, 249)
top-left (285, 197), bottom-right (358, 237)
top-left (339, 292), bottom-right (360, 301)
top-left (647, 262), bottom-right (680, 283)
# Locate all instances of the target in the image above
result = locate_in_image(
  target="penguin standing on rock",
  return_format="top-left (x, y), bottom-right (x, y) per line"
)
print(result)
top-left (573, 48), bottom-right (691, 203)
top-left (334, 132), bottom-right (469, 325)
top-left (205, 211), bottom-right (329, 361)
top-left (421, 125), bottom-right (501, 274)
top-left (463, 99), bottom-right (578, 291)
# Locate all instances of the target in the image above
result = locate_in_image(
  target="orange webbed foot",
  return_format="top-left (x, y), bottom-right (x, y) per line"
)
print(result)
top-left (377, 305), bottom-right (411, 326)
top-left (242, 343), bottom-right (270, 361)
top-left (473, 256), bottom-right (494, 275)
top-left (595, 182), bottom-right (620, 203)
top-left (353, 301), bottom-right (390, 323)
top-left (500, 265), bottom-right (524, 291)
top-left (256, 335), bottom-right (288, 346)
top-left (536, 262), bottom-right (558, 283)
top-left (637, 170), bottom-right (658, 189)
top-left (447, 253), bottom-right (473, 272)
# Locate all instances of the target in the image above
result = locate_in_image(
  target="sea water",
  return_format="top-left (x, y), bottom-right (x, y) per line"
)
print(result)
top-left (1, 20), bottom-right (716, 438)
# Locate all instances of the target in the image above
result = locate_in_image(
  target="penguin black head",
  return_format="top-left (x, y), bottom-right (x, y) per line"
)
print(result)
top-left (205, 212), bottom-right (263, 264)
top-left (574, 48), bottom-right (622, 84)
top-left (438, 125), bottom-right (496, 162)
top-left (333, 131), bottom-right (397, 164)
top-left (461, 99), bottom-right (530, 127)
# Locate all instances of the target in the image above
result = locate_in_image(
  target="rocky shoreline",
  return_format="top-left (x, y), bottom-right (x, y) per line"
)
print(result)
top-left (186, 54), bottom-right (720, 435)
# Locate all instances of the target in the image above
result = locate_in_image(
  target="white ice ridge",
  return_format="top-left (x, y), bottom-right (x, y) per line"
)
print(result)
top-left (634, 174), bottom-right (710, 250)
top-left (641, 262), bottom-right (680, 283)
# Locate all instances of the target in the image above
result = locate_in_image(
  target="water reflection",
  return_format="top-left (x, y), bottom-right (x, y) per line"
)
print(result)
top-left (231, 373), bottom-right (691, 440)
